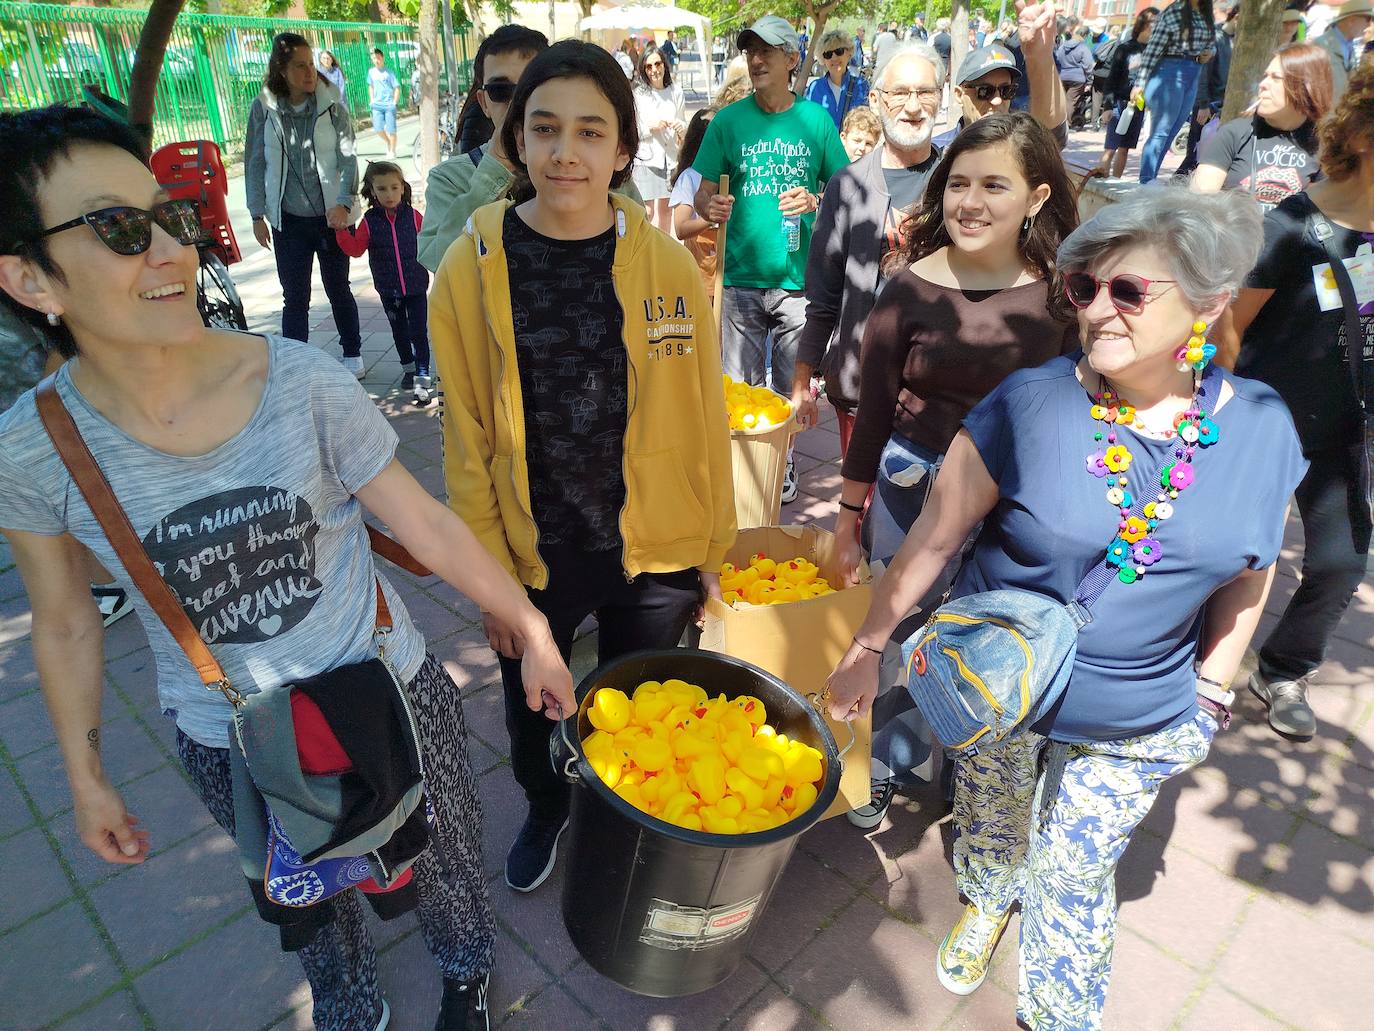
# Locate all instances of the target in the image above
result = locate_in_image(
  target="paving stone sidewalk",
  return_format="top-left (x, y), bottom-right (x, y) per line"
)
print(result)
top-left (1, 124), bottom-right (1371, 1031)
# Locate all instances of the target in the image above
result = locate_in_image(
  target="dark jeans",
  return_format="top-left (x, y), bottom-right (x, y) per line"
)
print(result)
top-left (1063, 80), bottom-right (1089, 128)
top-left (273, 211), bottom-right (362, 357)
top-left (1259, 446), bottom-right (1373, 682)
top-left (497, 545), bottom-right (702, 821)
top-left (381, 292), bottom-right (430, 373)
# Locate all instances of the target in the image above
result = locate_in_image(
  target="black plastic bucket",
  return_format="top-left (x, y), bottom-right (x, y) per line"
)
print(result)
top-left (552, 648), bottom-right (844, 997)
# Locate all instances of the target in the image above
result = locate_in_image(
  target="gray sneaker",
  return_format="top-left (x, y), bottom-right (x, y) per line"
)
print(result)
top-left (1248, 671), bottom-right (1316, 738)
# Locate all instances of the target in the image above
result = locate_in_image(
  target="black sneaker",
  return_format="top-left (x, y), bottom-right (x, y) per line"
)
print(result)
top-left (401, 369), bottom-right (416, 390)
top-left (434, 973), bottom-right (489, 1031)
top-left (504, 814), bottom-right (568, 892)
top-left (91, 585), bottom-right (133, 627)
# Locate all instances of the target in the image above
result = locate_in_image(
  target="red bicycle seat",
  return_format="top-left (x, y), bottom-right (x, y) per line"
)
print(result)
top-left (150, 140), bottom-right (241, 266)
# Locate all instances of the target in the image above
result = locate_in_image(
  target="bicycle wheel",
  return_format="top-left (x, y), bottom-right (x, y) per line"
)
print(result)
top-left (197, 252), bottom-right (248, 331)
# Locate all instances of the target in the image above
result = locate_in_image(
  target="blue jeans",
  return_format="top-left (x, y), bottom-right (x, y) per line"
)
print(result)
top-left (864, 434), bottom-right (970, 785)
top-left (1138, 57), bottom-right (1202, 183)
top-left (272, 212), bottom-right (362, 356)
top-left (720, 286), bottom-right (806, 392)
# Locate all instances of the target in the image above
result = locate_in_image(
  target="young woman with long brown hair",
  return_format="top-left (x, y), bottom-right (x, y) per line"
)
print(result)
top-left (831, 112), bottom-right (1080, 827)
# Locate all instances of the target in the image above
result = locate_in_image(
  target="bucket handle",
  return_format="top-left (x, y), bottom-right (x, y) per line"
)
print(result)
top-left (808, 691), bottom-right (856, 770)
top-left (554, 702), bottom-right (581, 782)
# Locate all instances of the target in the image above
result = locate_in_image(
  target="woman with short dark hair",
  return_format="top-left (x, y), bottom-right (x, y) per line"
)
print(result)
top-left (0, 103), bottom-right (573, 1031)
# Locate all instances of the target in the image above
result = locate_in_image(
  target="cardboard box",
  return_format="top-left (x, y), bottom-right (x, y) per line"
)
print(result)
top-left (700, 525), bottom-right (873, 819)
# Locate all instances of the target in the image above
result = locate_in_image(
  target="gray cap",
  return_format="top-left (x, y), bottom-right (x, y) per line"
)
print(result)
top-left (738, 15), bottom-right (802, 54)
top-left (955, 42), bottom-right (1022, 85)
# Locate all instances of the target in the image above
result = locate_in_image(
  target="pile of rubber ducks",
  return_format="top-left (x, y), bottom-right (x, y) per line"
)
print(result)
top-left (718, 552), bottom-right (836, 607)
top-left (582, 679), bottom-right (826, 835)
top-left (723, 374), bottom-right (793, 432)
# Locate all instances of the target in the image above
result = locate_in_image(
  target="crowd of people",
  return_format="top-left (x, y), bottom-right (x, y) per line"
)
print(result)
top-left (0, 3), bottom-right (1371, 1030)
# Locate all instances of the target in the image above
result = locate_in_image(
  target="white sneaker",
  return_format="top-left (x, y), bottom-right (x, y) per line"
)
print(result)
top-left (341, 355), bottom-right (365, 379)
top-left (91, 585), bottom-right (133, 627)
top-left (413, 373), bottom-right (432, 407)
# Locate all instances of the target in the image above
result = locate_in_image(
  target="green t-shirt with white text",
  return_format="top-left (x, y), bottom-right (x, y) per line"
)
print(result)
top-left (691, 95), bottom-right (847, 290)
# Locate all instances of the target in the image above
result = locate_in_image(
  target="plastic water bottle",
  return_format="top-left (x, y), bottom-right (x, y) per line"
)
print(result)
top-left (781, 214), bottom-right (801, 253)
top-left (1115, 95), bottom-right (1144, 135)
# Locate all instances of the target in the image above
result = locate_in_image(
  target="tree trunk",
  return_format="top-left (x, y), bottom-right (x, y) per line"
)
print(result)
top-left (1219, 0), bottom-right (1286, 123)
top-left (795, 11), bottom-right (829, 98)
top-left (950, 0), bottom-right (970, 87)
top-left (418, 0), bottom-right (439, 175)
top-left (578, 0), bottom-right (594, 40)
top-left (126, 0), bottom-right (186, 152)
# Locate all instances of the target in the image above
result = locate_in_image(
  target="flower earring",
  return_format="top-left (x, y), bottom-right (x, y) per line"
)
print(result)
top-left (1175, 320), bottom-right (1216, 372)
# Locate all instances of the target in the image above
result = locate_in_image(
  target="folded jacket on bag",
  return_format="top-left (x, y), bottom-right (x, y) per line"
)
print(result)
top-left (230, 657), bottom-right (431, 944)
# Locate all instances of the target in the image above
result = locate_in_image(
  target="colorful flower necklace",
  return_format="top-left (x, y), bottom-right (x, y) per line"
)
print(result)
top-left (1083, 321), bottom-right (1221, 585)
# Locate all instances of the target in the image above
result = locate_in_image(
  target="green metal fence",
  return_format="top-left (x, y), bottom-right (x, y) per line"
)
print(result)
top-left (0, 3), bottom-right (475, 153)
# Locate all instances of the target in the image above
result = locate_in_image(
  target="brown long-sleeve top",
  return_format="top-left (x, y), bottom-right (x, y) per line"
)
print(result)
top-left (840, 268), bottom-right (1079, 484)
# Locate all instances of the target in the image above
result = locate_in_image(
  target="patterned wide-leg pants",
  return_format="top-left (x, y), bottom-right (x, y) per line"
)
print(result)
top-left (952, 711), bottom-right (1216, 1030)
top-left (176, 653), bottom-right (495, 1031)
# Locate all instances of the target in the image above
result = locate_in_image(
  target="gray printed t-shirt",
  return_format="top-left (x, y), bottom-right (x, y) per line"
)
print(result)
top-left (0, 336), bottom-right (425, 748)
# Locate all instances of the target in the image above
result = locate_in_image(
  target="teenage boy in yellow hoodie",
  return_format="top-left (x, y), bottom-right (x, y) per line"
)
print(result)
top-left (429, 41), bottom-right (736, 893)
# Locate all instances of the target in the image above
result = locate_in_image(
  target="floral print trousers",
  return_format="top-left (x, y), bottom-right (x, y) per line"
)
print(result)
top-left (951, 711), bottom-right (1217, 1030)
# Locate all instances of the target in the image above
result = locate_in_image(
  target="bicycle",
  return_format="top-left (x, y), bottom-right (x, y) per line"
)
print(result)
top-left (82, 87), bottom-right (248, 332)
top-left (411, 89), bottom-right (459, 178)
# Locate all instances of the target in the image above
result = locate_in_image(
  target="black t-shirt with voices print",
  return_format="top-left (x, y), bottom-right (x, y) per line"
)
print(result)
top-left (1237, 191), bottom-right (1374, 454)
top-left (1200, 116), bottom-right (1319, 212)
top-left (504, 207), bottom-right (628, 552)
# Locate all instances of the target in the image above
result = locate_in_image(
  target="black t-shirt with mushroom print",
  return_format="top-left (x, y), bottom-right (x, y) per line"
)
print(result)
top-left (504, 207), bottom-right (628, 552)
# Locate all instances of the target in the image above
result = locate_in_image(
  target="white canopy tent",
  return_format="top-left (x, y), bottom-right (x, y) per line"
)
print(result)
top-left (578, 3), bottom-right (714, 99)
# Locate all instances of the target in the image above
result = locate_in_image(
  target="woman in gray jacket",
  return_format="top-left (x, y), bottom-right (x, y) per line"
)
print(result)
top-left (245, 33), bottom-right (366, 377)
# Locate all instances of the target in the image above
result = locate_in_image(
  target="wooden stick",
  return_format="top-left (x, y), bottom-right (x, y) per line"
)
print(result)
top-left (713, 173), bottom-right (729, 327)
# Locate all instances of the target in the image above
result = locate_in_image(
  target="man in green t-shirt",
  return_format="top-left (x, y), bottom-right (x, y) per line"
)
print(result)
top-left (693, 16), bottom-right (848, 500)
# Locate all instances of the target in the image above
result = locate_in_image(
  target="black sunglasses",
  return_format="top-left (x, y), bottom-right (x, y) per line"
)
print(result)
top-left (1064, 272), bottom-right (1177, 315)
top-left (35, 199), bottom-right (204, 256)
top-left (970, 82), bottom-right (1018, 102)
top-left (480, 80), bottom-right (516, 103)
top-left (822, 47), bottom-right (850, 59)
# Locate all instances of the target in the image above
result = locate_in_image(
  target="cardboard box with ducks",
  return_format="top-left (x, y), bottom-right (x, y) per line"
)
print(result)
top-left (700, 525), bottom-right (873, 820)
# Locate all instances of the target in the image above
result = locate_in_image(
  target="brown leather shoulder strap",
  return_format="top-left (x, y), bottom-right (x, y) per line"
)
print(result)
top-left (33, 375), bottom-right (231, 691)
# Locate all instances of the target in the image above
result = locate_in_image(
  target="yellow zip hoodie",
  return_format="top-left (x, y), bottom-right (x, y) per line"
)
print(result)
top-left (430, 194), bottom-right (737, 590)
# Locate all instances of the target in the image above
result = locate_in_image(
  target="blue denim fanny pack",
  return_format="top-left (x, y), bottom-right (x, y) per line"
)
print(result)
top-left (901, 560), bottom-right (1117, 760)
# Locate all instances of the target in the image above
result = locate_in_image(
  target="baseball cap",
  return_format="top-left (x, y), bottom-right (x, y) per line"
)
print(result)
top-left (738, 15), bottom-right (802, 54)
top-left (956, 43), bottom-right (1022, 85)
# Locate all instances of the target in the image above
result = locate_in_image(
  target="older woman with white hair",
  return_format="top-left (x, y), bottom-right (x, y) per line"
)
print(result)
top-left (826, 186), bottom-right (1307, 1028)
top-left (804, 27), bottom-right (871, 128)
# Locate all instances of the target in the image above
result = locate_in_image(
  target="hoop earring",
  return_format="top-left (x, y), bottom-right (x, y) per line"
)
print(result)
top-left (45, 311), bottom-right (59, 326)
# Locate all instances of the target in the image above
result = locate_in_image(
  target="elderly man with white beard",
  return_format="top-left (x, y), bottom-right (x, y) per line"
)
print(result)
top-left (793, 42), bottom-right (946, 450)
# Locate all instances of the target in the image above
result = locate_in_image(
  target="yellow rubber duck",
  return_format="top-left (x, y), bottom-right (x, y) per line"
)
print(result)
top-left (588, 688), bottom-right (631, 733)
